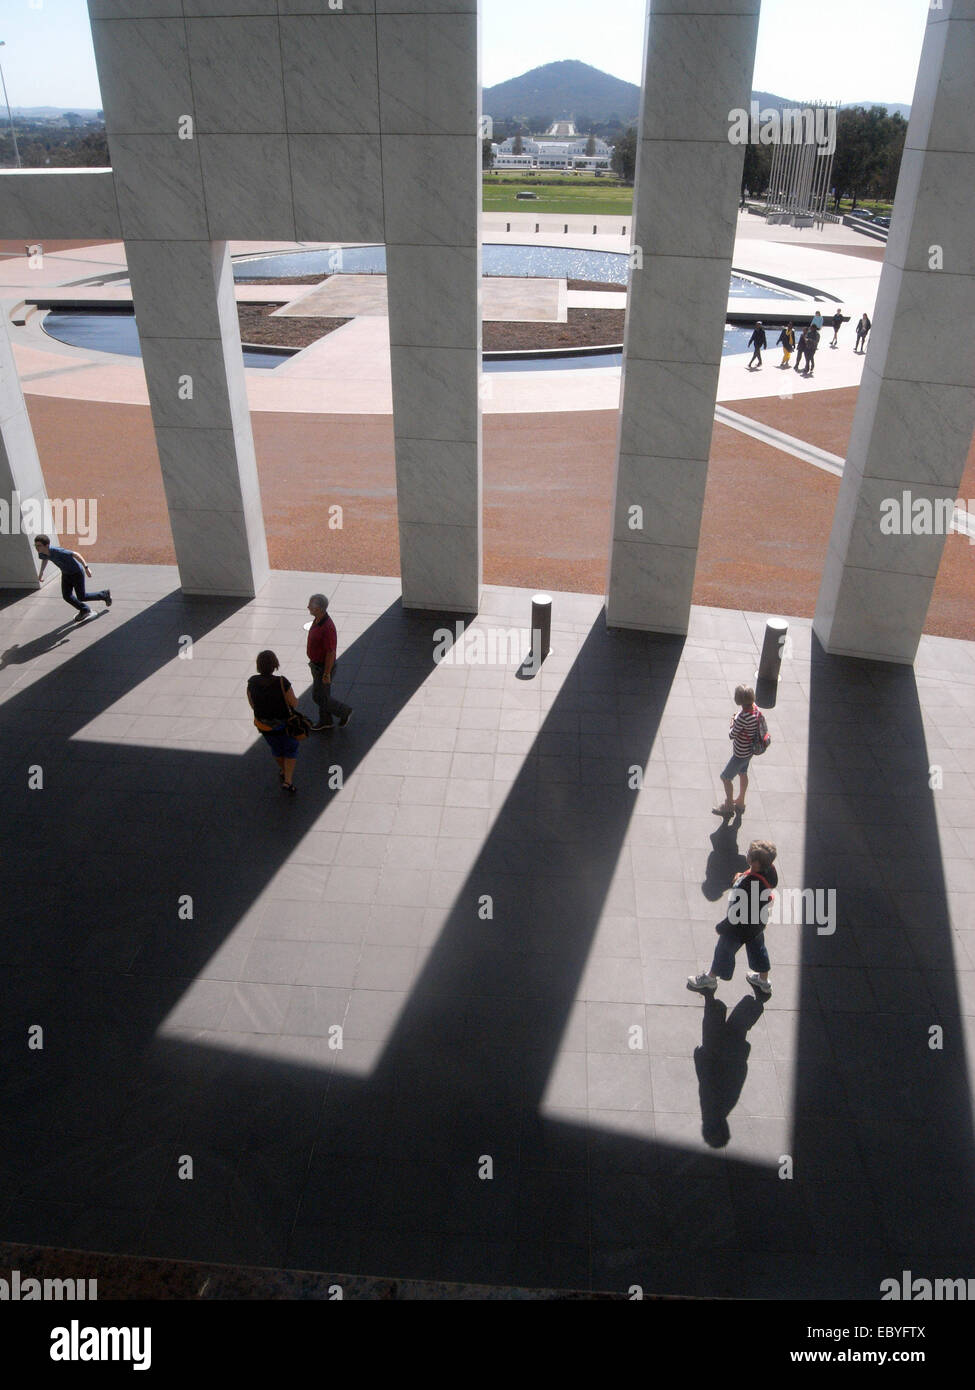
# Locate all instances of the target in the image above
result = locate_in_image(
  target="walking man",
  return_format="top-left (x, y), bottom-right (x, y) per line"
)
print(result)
top-left (793, 328), bottom-right (808, 373)
top-left (746, 321), bottom-right (766, 370)
top-left (306, 593), bottom-right (352, 732)
top-left (804, 324), bottom-right (820, 377)
top-left (854, 312), bottom-right (872, 353)
top-left (33, 535), bottom-right (112, 622)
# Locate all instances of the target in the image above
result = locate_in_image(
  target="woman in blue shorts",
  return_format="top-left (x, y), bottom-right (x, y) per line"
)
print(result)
top-left (247, 649), bottom-right (301, 794)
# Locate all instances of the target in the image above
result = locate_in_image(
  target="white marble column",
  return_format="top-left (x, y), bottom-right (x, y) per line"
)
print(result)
top-left (89, 7), bottom-right (270, 597)
top-left (606, 0), bottom-right (760, 632)
top-left (0, 314), bottom-right (51, 587)
top-left (380, 1), bottom-right (481, 612)
top-left (814, 0), bottom-right (975, 663)
top-left (0, 169), bottom-right (122, 588)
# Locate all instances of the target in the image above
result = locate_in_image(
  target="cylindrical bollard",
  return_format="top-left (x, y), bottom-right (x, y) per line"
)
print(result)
top-left (564, 223), bottom-right (568, 233)
top-left (593, 224), bottom-right (597, 234)
top-left (506, 222), bottom-right (510, 232)
top-left (757, 618), bottom-right (789, 683)
top-left (531, 593), bottom-right (552, 666)
top-left (621, 224), bottom-right (625, 235)
top-left (535, 222), bottom-right (539, 233)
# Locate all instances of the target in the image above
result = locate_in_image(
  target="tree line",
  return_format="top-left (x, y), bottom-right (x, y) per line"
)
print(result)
top-left (608, 106), bottom-right (907, 204)
top-left (0, 120), bottom-right (109, 168)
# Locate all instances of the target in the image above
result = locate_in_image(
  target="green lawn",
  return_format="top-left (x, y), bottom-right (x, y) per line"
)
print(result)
top-left (482, 179), bottom-right (634, 216)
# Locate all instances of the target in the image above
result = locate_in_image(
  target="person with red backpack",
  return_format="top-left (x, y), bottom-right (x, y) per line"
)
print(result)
top-left (687, 840), bottom-right (778, 997)
top-left (713, 683), bottom-right (768, 818)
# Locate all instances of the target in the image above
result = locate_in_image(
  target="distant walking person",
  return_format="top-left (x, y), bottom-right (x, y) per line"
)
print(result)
top-left (830, 308), bottom-right (844, 347)
top-left (776, 323), bottom-right (795, 368)
top-left (810, 309), bottom-right (824, 332)
top-left (793, 329), bottom-right (808, 373)
top-left (33, 535), bottom-right (112, 622)
top-left (306, 593), bottom-right (353, 732)
top-left (747, 322), bottom-right (766, 369)
top-left (804, 325), bottom-right (820, 377)
top-left (687, 840), bottom-right (779, 997)
top-left (247, 650), bottom-right (302, 794)
top-left (854, 312), bottom-right (872, 353)
top-left (713, 684), bottom-right (762, 818)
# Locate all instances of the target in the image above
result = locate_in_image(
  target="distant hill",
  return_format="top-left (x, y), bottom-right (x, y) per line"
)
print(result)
top-left (842, 101), bottom-right (911, 119)
top-left (12, 107), bottom-right (103, 120)
top-left (484, 62), bottom-right (641, 126)
top-left (483, 65), bottom-right (911, 129)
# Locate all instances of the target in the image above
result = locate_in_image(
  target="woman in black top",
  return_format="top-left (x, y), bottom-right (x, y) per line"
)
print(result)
top-left (247, 649), bottom-right (301, 793)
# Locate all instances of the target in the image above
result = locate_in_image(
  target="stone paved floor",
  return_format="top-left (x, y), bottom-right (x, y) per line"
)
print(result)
top-left (2, 568), bottom-right (975, 1296)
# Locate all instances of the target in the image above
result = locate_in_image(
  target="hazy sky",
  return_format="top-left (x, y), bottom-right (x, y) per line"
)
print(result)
top-left (0, 0), bottom-right (930, 111)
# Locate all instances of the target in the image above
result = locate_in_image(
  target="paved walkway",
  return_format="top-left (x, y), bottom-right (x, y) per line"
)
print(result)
top-left (2, 570), bottom-right (974, 1295)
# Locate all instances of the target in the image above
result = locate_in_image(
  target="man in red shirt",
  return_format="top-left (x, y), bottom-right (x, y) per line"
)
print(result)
top-left (306, 593), bottom-right (352, 732)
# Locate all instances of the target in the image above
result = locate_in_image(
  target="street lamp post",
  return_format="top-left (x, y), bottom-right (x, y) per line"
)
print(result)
top-left (0, 41), bottom-right (22, 169)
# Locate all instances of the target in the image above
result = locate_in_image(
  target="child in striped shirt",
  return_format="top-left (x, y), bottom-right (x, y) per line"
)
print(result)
top-left (713, 684), bottom-right (760, 818)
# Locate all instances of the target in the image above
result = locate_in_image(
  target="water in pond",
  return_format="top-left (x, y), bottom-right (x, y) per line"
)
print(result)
top-left (231, 244), bottom-right (798, 299)
top-left (42, 310), bottom-right (291, 370)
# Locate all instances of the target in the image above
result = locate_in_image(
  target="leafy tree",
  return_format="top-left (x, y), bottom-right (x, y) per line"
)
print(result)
top-left (742, 141), bottom-right (771, 197)
top-left (585, 132), bottom-right (596, 157)
top-left (482, 136), bottom-right (494, 170)
top-left (513, 132), bottom-right (523, 155)
top-left (611, 126), bottom-right (637, 183)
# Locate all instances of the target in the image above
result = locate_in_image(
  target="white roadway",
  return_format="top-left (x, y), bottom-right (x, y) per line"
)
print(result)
top-left (0, 213), bottom-right (884, 417)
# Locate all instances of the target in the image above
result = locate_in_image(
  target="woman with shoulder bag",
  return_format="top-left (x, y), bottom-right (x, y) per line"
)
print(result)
top-left (246, 649), bottom-right (311, 794)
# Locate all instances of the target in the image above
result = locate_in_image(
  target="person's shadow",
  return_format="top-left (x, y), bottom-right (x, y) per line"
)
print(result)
top-left (701, 816), bottom-right (747, 903)
top-left (694, 993), bottom-right (765, 1148)
top-left (0, 623), bottom-right (75, 669)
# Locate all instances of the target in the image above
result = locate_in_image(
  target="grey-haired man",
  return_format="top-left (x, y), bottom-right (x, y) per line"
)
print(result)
top-left (306, 593), bottom-right (352, 732)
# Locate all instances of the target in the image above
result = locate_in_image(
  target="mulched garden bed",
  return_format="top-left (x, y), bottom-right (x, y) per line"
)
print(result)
top-left (237, 303), bottom-right (350, 349)
top-left (483, 307), bottom-right (624, 352)
top-left (566, 279), bottom-right (625, 292)
top-left (236, 273), bottom-right (329, 285)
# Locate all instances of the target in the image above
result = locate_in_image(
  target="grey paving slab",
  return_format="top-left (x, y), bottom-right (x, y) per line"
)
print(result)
top-left (3, 568), bottom-right (975, 1297)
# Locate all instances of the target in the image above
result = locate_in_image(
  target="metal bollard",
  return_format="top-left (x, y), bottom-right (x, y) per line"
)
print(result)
top-left (535, 223), bottom-right (539, 233)
top-left (757, 618), bottom-right (789, 683)
top-left (564, 224), bottom-right (568, 233)
top-left (531, 593), bottom-right (552, 668)
top-left (506, 222), bottom-right (510, 232)
top-left (593, 224), bottom-right (597, 234)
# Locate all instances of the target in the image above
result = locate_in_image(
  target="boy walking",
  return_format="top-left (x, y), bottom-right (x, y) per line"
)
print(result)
top-left (687, 840), bottom-right (778, 997)
top-left (713, 684), bottom-right (760, 817)
top-left (34, 535), bottom-right (112, 621)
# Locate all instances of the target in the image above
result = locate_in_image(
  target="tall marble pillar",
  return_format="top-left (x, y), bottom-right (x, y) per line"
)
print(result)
top-left (814, 0), bottom-right (975, 663)
top-left (89, 9), bottom-right (270, 597)
top-left (0, 313), bottom-right (51, 587)
top-left (0, 169), bottom-right (123, 588)
top-left (381, 2), bottom-right (481, 613)
top-left (606, 0), bottom-right (760, 632)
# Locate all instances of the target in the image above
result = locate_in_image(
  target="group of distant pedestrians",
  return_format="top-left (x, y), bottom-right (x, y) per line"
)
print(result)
top-left (247, 594), bottom-right (353, 795)
top-left (746, 309), bottom-right (871, 375)
top-left (686, 684), bottom-right (778, 1000)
